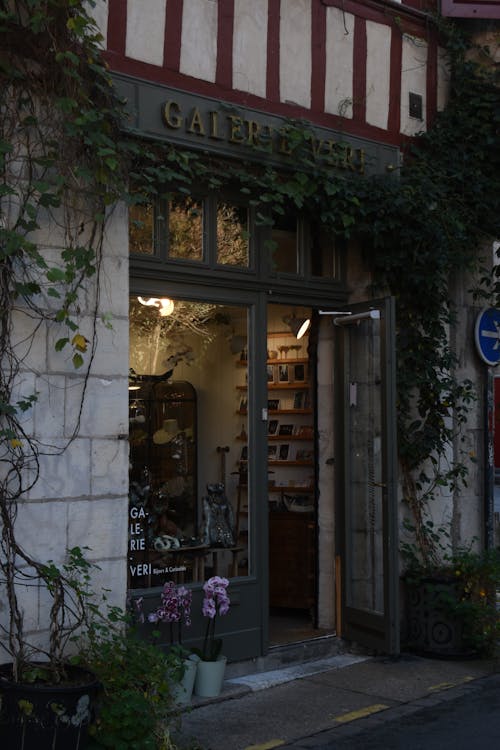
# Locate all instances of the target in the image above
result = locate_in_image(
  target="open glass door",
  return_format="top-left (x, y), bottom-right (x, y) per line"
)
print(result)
top-left (335, 298), bottom-right (399, 654)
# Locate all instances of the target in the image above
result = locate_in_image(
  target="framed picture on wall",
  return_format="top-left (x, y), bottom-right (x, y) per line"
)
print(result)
top-left (268, 419), bottom-right (279, 435)
top-left (278, 364), bottom-right (289, 383)
top-left (279, 444), bottom-right (290, 461)
top-left (293, 391), bottom-right (304, 410)
top-left (296, 448), bottom-right (313, 462)
top-left (296, 425), bottom-right (314, 438)
top-left (293, 363), bottom-right (305, 382)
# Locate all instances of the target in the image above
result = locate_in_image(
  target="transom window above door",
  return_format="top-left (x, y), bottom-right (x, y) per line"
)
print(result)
top-left (129, 190), bottom-right (345, 286)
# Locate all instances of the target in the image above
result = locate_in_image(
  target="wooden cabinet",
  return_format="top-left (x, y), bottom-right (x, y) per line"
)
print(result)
top-left (269, 512), bottom-right (315, 609)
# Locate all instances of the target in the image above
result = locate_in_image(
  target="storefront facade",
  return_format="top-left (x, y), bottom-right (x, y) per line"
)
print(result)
top-left (115, 59), bottom-right (405, 655)
top-left (96, 0), bottom-right (458, 660)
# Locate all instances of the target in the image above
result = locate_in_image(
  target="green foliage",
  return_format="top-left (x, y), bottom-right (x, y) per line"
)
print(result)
top-left (76, 625), bottom-right (182, 750)
top-left (405, 545), bottom-right (500, 656)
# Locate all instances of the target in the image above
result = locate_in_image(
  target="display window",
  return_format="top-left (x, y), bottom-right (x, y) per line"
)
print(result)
top-left (128, 297), bottom-right (250, 589)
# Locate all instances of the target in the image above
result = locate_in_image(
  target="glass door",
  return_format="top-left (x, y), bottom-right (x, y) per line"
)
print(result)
top-left (336, 298), bottom-right (399, 654)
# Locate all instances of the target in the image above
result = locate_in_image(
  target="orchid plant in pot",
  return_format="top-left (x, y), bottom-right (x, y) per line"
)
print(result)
top-left (193, 576), bottom-right (231, 698)
top-left (144, 581), bottom-right (197, 704)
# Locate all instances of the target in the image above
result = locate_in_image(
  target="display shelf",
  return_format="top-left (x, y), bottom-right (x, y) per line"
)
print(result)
top-left (268, 485), bottom-right (313, 493)
top-left (236, 357), bottom-right (309, 367)
top-left (267, 435), bottom-right (313, 441)
top-left (236, 383), bottom-right (309, 391)
top-left (268, 460), bottom-right (314, 467)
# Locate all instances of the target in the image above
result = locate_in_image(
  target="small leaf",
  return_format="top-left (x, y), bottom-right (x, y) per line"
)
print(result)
top-left (55, 338), bottom-right (69, 352)
top-left (47, 267), bottom-right (66, 282)
top-left (72, 352), bottom-right (84, 369)
top-left (72, 333), bottom-right (88, 353)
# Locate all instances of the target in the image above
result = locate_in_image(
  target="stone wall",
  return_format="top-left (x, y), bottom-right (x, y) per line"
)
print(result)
top-left (0, 202), bottom-right (130, 654)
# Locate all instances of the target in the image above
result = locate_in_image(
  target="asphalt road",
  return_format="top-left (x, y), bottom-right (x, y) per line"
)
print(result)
top-left (286, 674), bottom-right (500, 749)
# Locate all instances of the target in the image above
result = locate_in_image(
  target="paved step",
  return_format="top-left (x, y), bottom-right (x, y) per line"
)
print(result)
top-left (225, 634), bottom-right (346, 681)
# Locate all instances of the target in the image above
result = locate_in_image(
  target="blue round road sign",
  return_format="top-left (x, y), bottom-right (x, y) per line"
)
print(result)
top-left (475, 308), bottom-right (500, 366)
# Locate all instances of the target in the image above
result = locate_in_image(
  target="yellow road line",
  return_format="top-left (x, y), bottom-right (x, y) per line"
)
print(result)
top-left (243, 741), bottom-right (285, 750)
top-left (334, 704), bottom-right (389, 724)
top-left (428, 676), bottom-right (474, 692)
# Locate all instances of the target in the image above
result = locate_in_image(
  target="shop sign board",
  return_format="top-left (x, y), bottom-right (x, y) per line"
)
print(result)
top-left (112, 73), bottom-right (400, 178)
top-left (440, 0), bottom-right (500, 18)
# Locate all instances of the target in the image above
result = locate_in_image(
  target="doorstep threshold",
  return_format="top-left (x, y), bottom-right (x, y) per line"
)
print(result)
top-left (225, 652), bottom-right (369, 692)
top-left (225, 633), bottom-right (345, 681)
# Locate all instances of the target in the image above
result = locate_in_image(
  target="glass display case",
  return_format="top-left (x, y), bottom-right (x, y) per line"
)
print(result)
top-left (128, 377), bottom-right (200, 589)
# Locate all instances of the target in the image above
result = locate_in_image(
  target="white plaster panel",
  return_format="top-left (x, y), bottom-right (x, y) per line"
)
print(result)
top-left (65, 375), bottom-right (128, 438)
top-left (279, 0), bottom-right (312, 109)
top-left (103, 201), bottom-right (130, 260)
top-left (437, 46), bottom-right (451, 112)
top-left (90, 440), bottom-right (129, 496)
top-left (325, 7), bottom-right (354, 119)
top-left (180, 0), bottom-right (218, 83)
top-left (33, 374), bottom-right (66, 440)
top-left (233, 0), bottom-right (268, 98)
top-left (33, 244), bottom-right (89, 315)
top-left (46, 314), bottom-right (128, 377)
top-left (15, 501), bottom-right (69, 560)
top-left (2, 373), bottom-right (35, 440)
top-left (87, 0), bottom-right (109, 48)
top-left (11, 309), bottom-right (47, 373)
top-left (86, 254), bottom-right (129, 320)
top-left (90, 558), bottom-right (129, 613)
top-left (26, 439), bottom-right (91, 500)
top-left (126, 0), bottom-right (166, 67)
top-left (401, 35), bottom-right (428, 136)
top-left (365, 21), bottom-right (391, 130)
top-left (67, 497), bottom-right (129, 560)
top-left (25, 208), bottom-right (67, 249)
top-left (87, 317), bottom-right (129, 377)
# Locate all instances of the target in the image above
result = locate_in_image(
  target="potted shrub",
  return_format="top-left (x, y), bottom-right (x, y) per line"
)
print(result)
top-left (402, 532), bottom-right (500, 658)
top-left (0, 546), bottom-right (103, 749)
top-left (74, 613), bottom-right (181, 749)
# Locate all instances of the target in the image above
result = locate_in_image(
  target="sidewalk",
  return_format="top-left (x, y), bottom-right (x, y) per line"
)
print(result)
top-left (174, 650), bottom-right (499, 750)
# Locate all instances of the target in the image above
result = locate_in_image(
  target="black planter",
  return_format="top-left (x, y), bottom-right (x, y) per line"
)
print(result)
top-left (403, 576), bottom-right (479, 659)
top-left (0, 663), bottom-right (99, 750)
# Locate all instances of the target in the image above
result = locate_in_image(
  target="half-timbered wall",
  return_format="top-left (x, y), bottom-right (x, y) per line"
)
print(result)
top-left (93, 0), bottom-right (449, 146)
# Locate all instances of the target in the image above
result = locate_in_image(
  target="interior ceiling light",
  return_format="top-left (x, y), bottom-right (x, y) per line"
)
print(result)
top-left (284, 315), bottom-right (311, 340)
top-left (137, 296), bottom-right (175, 316)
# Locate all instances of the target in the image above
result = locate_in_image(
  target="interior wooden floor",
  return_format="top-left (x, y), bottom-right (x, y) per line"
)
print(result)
top-left (269, 607), bottom-right (336, 646)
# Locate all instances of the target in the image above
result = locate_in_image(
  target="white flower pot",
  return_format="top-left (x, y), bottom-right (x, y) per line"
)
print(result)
top-left (193, 655), bottom-right (227, 698)
top-left (172, 657), bottom-right (198, 706)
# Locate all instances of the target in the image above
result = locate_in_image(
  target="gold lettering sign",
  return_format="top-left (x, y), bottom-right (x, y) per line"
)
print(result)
top-left (228, 115), bottom-right (245, 144)
top-left (160, 98), bottom-right (365, 174)
top-left (187, 107), bottom-right (205, 136)
top-left (162, 100), bottom-right (182, 129)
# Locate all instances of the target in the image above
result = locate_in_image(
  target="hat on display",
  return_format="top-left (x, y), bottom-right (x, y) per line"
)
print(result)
top-left (153, 419), bottom-right (180, 445)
